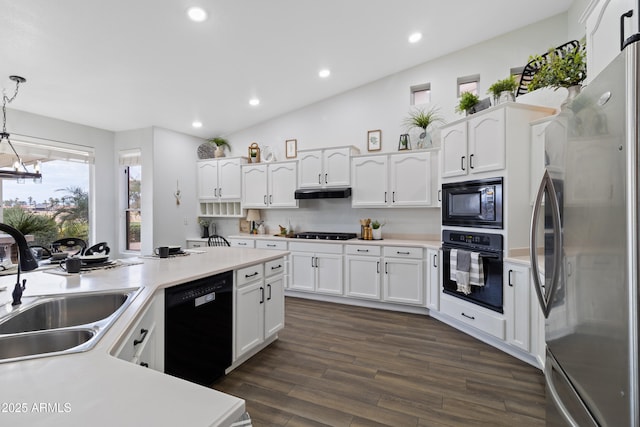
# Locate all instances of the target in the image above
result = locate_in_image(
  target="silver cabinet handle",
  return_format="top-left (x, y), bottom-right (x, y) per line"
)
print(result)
top-left (269, 194), bottom-right (273, 204)
top-left (214, 188), bottom-right (218, 197)
top-left (469, 154), bottom-right (475, 169)
top-left (264, 195), bottom-right (267, 205)
top-left (318, 174), bottom-right (322, 184)
top-left (376, 261), bottom-right (380, 274)
top-left (218, 187), bottom-right (222, 197)
top-left (461, 156), bottom-right (466, 171)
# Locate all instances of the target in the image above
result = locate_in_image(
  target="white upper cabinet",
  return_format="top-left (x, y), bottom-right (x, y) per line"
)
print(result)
top-left (298, 146), bottom-right (359, 188)
top-left (440, 108), bottom-right (505, 178)
top-left (242, 161), bottom-right (298, 209)
top-left (583, 0), bottom-right (637, 83)
top-left (197, 158), bottom-right (245, 200)
top-left (352, 151), bottom-right (436, 208)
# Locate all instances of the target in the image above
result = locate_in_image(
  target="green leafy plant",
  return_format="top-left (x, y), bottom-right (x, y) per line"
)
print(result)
top-left (371, 220), bottom-right (385, 229)
top-left (207, 137), bottom-right (231, 152)
top-left (403, 106), bottom-right (444, 132)
top-left (198, 218), bottom-right (210, 227)
top-left (3, 207), bottom-right (58, 245)
top-left (487, 76), bottom-right (518, 98)
top-left (527, 42), bottom-right (586, 91)
top-left (455, 92), bottom-right (480, 114)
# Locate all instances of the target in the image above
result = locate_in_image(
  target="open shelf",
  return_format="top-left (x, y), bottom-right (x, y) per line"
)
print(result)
top-left (198, 201), bottom-right (245, 218)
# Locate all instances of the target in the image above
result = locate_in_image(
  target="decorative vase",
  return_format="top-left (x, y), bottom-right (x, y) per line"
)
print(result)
top-left (561, 85), bottom-right (582, 110)
top-left (498, 91), bottom-right (515, 104)
top-left (417, 129), bottom-right (431, 149)
top-left (214, 146), bottom-right (225, 158)
top-left (372, 228), bottom-right (382, 240)
top-left (201, 226), bottom-right (209, 239)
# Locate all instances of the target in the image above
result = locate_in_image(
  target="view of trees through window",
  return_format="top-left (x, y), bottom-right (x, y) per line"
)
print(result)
top-left (126, 165), bottom-right (141, 251)
top-left (1, 160), bottom-right (90, 248)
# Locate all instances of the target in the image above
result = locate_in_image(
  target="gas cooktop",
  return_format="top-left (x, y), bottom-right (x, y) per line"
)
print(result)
top-left (294, 232), bottom-right (357, 240)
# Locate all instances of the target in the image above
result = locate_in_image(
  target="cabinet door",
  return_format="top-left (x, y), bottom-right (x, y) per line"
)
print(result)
top-left (440, 122), bottom-right (468, 178)
top-left (383, 258), bottom-right (424, 305)
top-left (218, 159), bottom-right (243, 200)
top-left (235, 281), bottom-right (265, 358)
top-left (289, 252), bottom-right (316, 292)
top-left (241, 165), bottom-right (268, 208)
top-left (269, 162), bottom-right (298, 208)
top-left (586, 0), bottom-right (636, 83)
top-left (298, 151), bottom-right (323, 188)
top-left (389, 152), bottom-right (431, 206)
top-left (351, 156), bottom-right (388, 207)
top-left (504, 263), bottom-right (531, 352)
top-left (324, 148), bottom-right (351, 187)
top-left (468, 108), bottom-right (505, 175)
top-left (345, 255), bottom-right (381, 300)
top-left (197, 161), bottom-right (219, 199)
top-left (264, 276), bottom-right (285, 337)
top-left (315, 253), bottom-right (343, 295)
top-left (529, 119), bottom-right (552, 205)
top-left (426, 249), bottom-right (440, 311)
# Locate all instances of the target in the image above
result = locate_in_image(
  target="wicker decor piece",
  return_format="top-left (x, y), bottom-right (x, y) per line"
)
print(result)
top-left (197, 142), bottom-right (215, 159)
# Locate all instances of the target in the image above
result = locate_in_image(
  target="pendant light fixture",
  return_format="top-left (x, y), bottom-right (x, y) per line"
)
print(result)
top-left (1, 75), bottom-right (42, 182)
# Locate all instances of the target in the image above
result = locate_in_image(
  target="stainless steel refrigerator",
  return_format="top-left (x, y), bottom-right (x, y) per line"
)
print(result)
top-left (530, 42), bottom-right (640, 426)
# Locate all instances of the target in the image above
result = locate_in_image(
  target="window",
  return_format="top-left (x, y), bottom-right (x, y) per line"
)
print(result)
top-left (457, 74), bottom-right (480, 97)
top-left (510, 66), bottom-right (525, 89)
top-left (120, 150), bottom-right (141, 252)
top-left (1, 138), bottom-right (93, 248)
top-left (410, 83), bottom-right (431, 105)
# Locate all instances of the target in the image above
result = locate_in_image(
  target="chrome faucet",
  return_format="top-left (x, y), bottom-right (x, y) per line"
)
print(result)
top-left (0, 223), bottom-right (39, 305)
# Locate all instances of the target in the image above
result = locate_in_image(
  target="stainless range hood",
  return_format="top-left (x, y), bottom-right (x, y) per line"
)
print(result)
top-left (294, 187), bottom-right (352, 199)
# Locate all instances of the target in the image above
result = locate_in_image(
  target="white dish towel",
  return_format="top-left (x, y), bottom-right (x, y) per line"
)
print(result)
top-left (450, 249), bottom-right (484, 295)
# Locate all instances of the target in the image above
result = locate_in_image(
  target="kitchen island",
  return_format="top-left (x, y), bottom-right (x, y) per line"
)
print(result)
top-left (0, 247), bottom-right (288, 427)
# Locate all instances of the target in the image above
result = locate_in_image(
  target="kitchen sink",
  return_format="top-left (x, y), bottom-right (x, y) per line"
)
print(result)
top-left (0, 288), bottom-right (142, 363)
top-left (0, 290), bottom-right (136, 334)
top-left (0, 329), bottom-right (95, 360)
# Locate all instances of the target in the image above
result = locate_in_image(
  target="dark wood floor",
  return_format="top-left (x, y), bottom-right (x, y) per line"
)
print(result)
top-left (213, 297), bottom-right (545, 426)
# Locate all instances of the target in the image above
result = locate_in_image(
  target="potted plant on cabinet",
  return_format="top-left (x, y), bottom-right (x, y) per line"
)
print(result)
top-left (371, 220), bottom-right (385, 240)
top-left (488, 75), bottom-right (518, 105)
top-left (208, 137), bottom-right (231, 158)
top-left (527, 41), bottom-right (586, 109)
top-left (455, 92), bottom-right (480, 116)
top-left (198, 218), bottom-right (210, 238)
top-left (402, 106), bottom-right (444, 149)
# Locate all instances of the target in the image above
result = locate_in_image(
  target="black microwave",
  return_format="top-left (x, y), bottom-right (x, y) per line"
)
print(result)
top-left (442, 177), bottom-right (503, 229)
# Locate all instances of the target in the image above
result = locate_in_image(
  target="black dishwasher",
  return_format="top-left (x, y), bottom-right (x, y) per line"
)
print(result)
top-left (165, 270), bottom-right (233, 386)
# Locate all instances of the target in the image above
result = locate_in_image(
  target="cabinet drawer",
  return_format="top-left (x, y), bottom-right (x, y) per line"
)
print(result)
top-left (383, 246), bottom-right (423, 259)
top-left (230, 238), bottom-right (255, 248)
top-left (265, 257), bottom-right (285, 277)
top-left (345, 244), bottom-right (381, 256)
top-left (256, 240), bottom-right (287, 250)
top-left (288, 242), bottom-right (342, 254)
top-left (440, 295), bottom-right (505, 340)
top-left (236, 263), bottom-right (264, 287)
top-left (186, 239), bottom-right (207, 249)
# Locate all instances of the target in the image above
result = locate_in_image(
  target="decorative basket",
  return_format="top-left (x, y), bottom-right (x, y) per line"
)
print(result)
top-left (197, 143), bottom-right (215, 159)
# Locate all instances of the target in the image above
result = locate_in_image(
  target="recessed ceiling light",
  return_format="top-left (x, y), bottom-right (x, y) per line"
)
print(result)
top-left (187, 7), bottom-right (208, 22)
top-left (192, 121), bottom-right (203, 128)
top-left (408, 32), bottom-right (422, 44)
top-left (318, 69), bottom-right (331, 78)
top-left (249, 98), bottom-right (260, 106)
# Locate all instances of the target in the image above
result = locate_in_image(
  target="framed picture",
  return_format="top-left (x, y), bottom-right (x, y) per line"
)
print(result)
top-left (367, 130), bottom-right (382, 151)
top-left (285, 139), bottom-right (297, 158)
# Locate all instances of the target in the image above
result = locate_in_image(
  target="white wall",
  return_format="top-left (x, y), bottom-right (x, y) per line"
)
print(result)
top-left (214, 13), bottom-right (571, 240)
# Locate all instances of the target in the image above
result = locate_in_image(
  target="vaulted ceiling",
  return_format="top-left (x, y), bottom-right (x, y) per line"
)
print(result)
top-left (0, 0), bottom-right (573, 138)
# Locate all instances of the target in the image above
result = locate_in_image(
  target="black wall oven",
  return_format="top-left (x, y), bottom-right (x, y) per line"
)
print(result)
top-left (442, 230), bottom-right (503, 313)
top-left (442, 177), bottom-right (503, 229)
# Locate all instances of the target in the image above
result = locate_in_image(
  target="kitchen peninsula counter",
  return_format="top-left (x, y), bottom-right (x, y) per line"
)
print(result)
top-left (0, 247), bottom-right (288, 427)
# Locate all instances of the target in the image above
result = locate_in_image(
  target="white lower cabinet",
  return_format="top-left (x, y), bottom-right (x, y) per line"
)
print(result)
top-left (345, 245), bottom-right (381, 300)
top-left (382, 246), bottom-right (424, 306)
top-left (289, 243), bottom-right (343, 295)
top-left (426, 248), bottom-right (440, 311)
top-left (235, 260), bottom-right (285, 360)
top-left (228, 238), bottom-right (255, 248)
top-left (504, 262), bottom-right (531, 352)
top-left (440, 294), bottom-right (506, 340)
top-left (115, 293), bottom-right (164, 371)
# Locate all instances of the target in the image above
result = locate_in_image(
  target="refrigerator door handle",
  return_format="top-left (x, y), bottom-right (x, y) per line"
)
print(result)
top-left (530, 170), bottom-right (563, 318)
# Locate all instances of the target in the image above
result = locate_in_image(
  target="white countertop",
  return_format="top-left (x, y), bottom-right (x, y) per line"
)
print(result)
top-left (0, 247), bottom-right (288, 427)
top-left (227, 234), bottom-right (442, 249)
